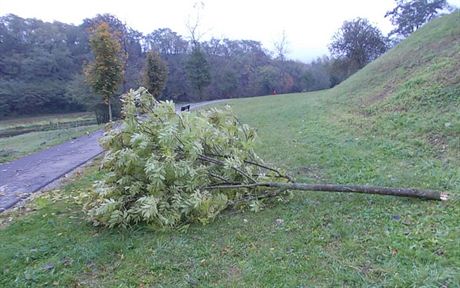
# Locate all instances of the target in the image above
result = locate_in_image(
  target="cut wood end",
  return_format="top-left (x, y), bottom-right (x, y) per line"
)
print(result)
top-left (440, 193), bottom-right (449, 201)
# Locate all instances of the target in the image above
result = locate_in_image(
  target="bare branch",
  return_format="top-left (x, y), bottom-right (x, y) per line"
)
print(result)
top-left (205, 182), bottom-right (448, 201)
top-left (186, 1), bottom-right (206, 45)
top-left (274, 30), bottom-right (289, 61)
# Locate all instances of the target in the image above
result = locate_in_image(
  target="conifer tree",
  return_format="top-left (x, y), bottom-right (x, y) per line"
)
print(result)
top-left (143, 51), bottom-right (168, 99)
top-left (186, 46), bottom-right (211, 100)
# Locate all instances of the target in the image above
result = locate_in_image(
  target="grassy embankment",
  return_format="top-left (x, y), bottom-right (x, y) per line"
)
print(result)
top-left (0, 13), bottom-right (459, 287)
top-left (0, 112), bottom-right (100, 163)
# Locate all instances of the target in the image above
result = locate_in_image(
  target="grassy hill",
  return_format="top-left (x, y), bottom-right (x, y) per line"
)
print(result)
top-left (230, 12), bottom-right (460, 187)
top-left (335, 12), bottom-right (460, 160)
top-left (0, 13), bottom-right (459, 287)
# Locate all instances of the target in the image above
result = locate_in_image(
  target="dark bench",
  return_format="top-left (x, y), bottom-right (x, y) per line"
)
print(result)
top-left (180, 104), bottom-right (190, 112)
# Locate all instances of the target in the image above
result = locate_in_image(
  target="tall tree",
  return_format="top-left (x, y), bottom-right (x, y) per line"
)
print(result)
top-left (186, 46), bottom-right (211, 100)
top-left (84, 22), bottom-right (124, 122)
top-left (143, 51), bottom-right (168, 99)
top-left (274, 30), bottom-right (289, 61)
top-left (385, 0), bottom-right (452, 38)
top-left (329, 18), bottom-right (388, 74)
top-left (83, 14), bottom-right (144, 92)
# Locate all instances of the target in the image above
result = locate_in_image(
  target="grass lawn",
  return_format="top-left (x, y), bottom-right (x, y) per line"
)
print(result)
top-left (0, 91), bottom-right (458, 287)
top-left (0, 125), bottom-right (101, 163)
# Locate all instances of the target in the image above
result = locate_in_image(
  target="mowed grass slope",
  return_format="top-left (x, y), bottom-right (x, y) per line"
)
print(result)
top-left (0, 13), bottom-right (459, 287)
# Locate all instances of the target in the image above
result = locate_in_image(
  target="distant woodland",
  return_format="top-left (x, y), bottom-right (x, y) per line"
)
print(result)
top-left (0, 14), bottom-right (352, 117)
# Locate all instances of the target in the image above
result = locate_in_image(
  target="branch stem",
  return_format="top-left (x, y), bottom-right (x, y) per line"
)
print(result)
top-left (205, 182), bottom-right (448, 201)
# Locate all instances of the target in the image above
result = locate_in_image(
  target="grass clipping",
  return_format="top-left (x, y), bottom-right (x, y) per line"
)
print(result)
top-left (82, 88), bottom-right (291, 228)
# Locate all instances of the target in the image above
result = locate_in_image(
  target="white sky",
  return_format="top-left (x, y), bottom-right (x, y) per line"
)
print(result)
top-left (1, 0), bottom-right (459, 62)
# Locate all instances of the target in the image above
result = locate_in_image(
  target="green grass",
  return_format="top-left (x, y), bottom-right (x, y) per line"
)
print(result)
top-left (0, 125), bottom-right (101, 163)
top-left (0, 13), bottom-right (459, 287)
top-left (0, 112), bottom-right (95, 131)
top-left (0, 91), bottom-right (457, 286)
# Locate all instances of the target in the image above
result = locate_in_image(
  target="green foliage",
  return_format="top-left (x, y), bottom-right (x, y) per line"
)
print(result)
top-left (385, 0), bottom-right (451, 38)
top-left (83, 88), bottom-right (288, 228)
top-left (65, 74), bottom-right (99, 110)
top-left (142, 51), bottom-right (168, 98)
top-left (329, 18), bottom-right (388, 73)
top-left (0, 14), bottom-right (84, 117)
top-left (257, 65), bottom-right (282, 94)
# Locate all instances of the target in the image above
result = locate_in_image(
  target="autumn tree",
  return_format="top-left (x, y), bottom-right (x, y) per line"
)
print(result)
top-left (85, 22), bottom-right (124, 122)
top-left (385, 0), bottom-right (452, 38)
top-left (329, 18), bottom-right (388, 74)
top-left (142, 51), bottom-right (168, 99)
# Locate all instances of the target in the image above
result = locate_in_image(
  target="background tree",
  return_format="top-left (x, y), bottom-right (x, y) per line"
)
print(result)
top-left (0, 14), bottom-right (84, 117)
top-left (143, 51), bottom-right (168, 98)
top-left (186, 46), bottom-right (211, 100)
top-left (329, 18), bottom-right (388, 76)
top-left (274, 30), bottom-right (289, 62)
top-left (84, 22), bottom-right (124, 122)
top-left (385, 0), bottom-right (452, 38)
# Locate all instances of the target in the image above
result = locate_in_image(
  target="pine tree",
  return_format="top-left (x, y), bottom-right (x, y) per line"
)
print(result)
top-left (186, 46), bottom-right (211, 100)
top-left (142, 51), bottom-right (168, 99)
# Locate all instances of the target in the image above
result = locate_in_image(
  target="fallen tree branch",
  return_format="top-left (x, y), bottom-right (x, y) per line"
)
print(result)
top-left (197, 154), bottom-right (257, 183)
top-left (205, 153), bottom-right (293, 182)
top-left (244, 160), bottom-right (293, 182)
top-left (205, 182), bottom-right (448, 201)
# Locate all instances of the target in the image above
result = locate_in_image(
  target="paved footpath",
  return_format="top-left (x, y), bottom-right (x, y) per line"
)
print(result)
top-left (0, 100), bottom-right (224, 212)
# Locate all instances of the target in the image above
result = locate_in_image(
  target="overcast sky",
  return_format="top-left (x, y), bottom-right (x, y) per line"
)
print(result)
top-left (2, 0), bottom-right (459, 62)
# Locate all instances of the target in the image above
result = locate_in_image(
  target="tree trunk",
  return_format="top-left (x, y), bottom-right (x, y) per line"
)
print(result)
top-left (205, 182), bottom-right (448, 201)
top-left (108, 97), bottom-right (113, 122)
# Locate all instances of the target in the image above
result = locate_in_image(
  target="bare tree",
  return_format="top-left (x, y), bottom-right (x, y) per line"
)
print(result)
top-left (274, 30), bottom-right (289, 61)
top-left (186, 1), bottom-right (206, 47)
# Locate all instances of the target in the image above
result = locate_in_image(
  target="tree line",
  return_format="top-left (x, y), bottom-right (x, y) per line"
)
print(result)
top-left (0, 13), bottom-right (341, 118)
top-left (0, 0), bottom-right (451, 118)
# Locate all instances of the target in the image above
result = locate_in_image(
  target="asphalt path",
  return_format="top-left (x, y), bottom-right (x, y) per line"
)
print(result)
top-left (0, 100), bottom-right (224, 212)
